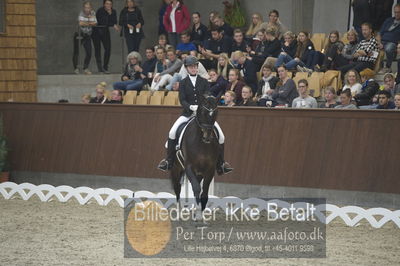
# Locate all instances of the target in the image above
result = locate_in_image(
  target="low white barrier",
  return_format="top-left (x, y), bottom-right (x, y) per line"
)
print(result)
top-left (1, 182), bottom-right (399, 229)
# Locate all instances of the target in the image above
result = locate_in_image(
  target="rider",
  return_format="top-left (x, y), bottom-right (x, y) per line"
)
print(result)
top-left (157, 56), bottom-right (233, 175)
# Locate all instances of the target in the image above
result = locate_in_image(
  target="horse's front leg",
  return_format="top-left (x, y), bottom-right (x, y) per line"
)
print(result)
top-left (185, 165), bottom-right (201, 205)
top-left (170, 165), bottom-right (183, 204)
top-left (200, 171), bottom-right (214, 211)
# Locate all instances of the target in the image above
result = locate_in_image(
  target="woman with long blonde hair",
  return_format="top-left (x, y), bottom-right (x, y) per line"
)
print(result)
top-left (245, 13), bottom-right (263, 38)
top-left (217, 53), bottom-right (234, 79)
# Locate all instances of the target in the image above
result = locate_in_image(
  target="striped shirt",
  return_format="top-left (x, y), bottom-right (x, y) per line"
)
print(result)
top-left (356, 36), bottom-right (379, 63)
top-left (78, 10), bottom-right (97, 35)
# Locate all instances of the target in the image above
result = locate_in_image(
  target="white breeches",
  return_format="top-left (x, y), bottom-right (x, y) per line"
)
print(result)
top-left (151, 74), bottom-right (172, 91)
top-left (169, 116), bottom-right (225, 144)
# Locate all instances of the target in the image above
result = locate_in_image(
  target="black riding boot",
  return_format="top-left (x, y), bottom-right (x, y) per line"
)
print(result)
top-left (157, 138), bottom-right (176, 171)
top-left (216, 143), bottom-right (233, 175)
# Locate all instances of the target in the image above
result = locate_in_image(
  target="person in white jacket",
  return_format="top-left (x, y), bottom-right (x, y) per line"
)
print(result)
top-left (150, 48), bottom-right (182, 91)
top-left (165, 53), bottom-right (209, 90)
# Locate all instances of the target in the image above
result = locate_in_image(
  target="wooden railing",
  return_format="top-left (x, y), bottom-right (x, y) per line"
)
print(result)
top-left (1, 102), bottom-right (400, 194)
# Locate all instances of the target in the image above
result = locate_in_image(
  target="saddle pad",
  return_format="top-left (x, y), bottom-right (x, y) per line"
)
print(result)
top-left (177, 117), bottom-right (194, 150)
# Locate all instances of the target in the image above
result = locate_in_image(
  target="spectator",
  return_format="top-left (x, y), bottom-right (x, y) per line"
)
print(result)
top-left (231, 29), bottom-right (248, 53)
top-left (255, 65), bottom-right (279, 106)
top-left (178, 53), bottom-right (209, 79)
top-left (140, 47), bottom-right (157, 86)
top-left (245, 13), bottom-right (263, 39)
top-left (158, 0), bottom-right (171, 35)
top-left (260, 9), bottom-right (288, 40)
top-left (382, 73), bottom-right (400, 98)
top-left (108, 89), bottom-right (123, 104)
top-left (213, 14), bottom-right (234, 38)
top-left (119, 0), bottom-right (144, 53)
top-left (216, 53), bottom-right (233, 80)
top-left (223, 91), bottom-right (236, 106)
top-left (176, 32), bottom-right (197, 55)
top-left (394, 93), bottom-right (400, 109)
top-left (165, 53), bottom-right (209, 91)
top-left (237, 86), bottom-right (257, 106)
top-left (151, 47), bottom-right (168, 88)
top-left (154, 34), bottom-right (173, 51)
top-left (372, 0), bottom-right (395, 31)
top-left (275, 31), bottom-right (315, 72)
top-left (352, 0), bottom-right (373, 39)
top-left (376, 90), bottom-right (396, 109)
top-left (316, 31), bottom-right (345, 71)
top-left (334, 89), bottom-right (358, 109)
top-left (73, 1), bottom-right (97, 75)
top-left (326, 29), bottom-right (359, 71)
top-left (216, 53), bottom-right (234, 79)
top-left (342, 70), bottom-right (363, 96)
top-left (249, 27), bottom-right (281, 71)
top-left (207, 11), bottom-right (219, 31)
top-left (272, 65), bottom-right (298, 107)
top-left (151, 48), bottom-right (182, 91)
top-left (338, 23), bottom-right (379, 75)
top-left (90, 82), bottom-right (108, 104)
top-left (113, 51), bottom-right (143, 92)
top-left (248, 29), bottom-right (267, 70)
top-left (200, 27), bottom-right (232, 69)
top-left (93, 0), bottom-right (119, 74)
top-left (191, 12), bottom-right (208, 46)
top-left (319, 87), bottom-right (339, 108)
top-left (263, 27), bottom-right (281, 65)
top-left (354, 69), bottom-right (380, 106)
top-left (248, 28), bottom-right (265, 51)
top-left (81, 94), bottom-right (91, 104)
top-left (231, 51), bottom-right (258, 94)
top-left (378, 4), bottom-right (400, 73)
top-left (209, 69), bottom-right (229, 98)
top-left (292, 79), bottom-right (318, 108)
top-left (163, 0), bottom-right (191, 48)
top-left (226, 69), bottom-right (245, 104)
top-left (265, 31), bottom-right (297, 69)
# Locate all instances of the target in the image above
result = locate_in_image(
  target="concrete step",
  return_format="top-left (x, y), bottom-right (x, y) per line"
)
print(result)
top-left (39, 74), bottom-right (121, 87)
top-left (38, 74), bottom-right (122, 103)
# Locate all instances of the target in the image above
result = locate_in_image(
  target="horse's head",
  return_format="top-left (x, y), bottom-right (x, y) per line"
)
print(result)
top-left (196, 94), bottom-right (218, 144)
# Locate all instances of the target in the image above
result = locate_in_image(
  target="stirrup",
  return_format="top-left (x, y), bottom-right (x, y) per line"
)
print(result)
top-left (217, 162), bottom-right (233, 175)
top-left (157, 159), bottom-right (170, 172)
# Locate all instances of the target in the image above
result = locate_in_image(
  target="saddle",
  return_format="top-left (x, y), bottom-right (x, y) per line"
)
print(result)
top-left (173, 117), bottom-right (220, 168)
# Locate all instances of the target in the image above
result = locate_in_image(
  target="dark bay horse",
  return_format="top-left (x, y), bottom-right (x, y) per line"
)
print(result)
top-left (170, 94), bottom-right (219, 214)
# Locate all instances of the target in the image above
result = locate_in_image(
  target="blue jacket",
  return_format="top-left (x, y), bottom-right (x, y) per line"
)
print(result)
top-left (376, 101), bottom-right (396, 109)
top-left (176, 42), bottom-right (197, 52)
top-left (210, 75), bottom-right (229, 98)
top-left (380, 17), bottom-right (400, 43)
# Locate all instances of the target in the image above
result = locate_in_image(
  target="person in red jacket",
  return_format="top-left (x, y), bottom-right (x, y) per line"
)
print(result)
top-left (163, 0), bottom-right (190, 48)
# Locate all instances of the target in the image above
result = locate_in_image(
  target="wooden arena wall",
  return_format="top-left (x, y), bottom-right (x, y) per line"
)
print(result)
top-left (0, 0), bottom-right (37, 102)
top-left (1, 103), bottom-right (400, 194)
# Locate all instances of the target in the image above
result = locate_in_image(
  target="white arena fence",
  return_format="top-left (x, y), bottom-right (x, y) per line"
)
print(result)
top-left (1, 182), bottom-right (399, 229)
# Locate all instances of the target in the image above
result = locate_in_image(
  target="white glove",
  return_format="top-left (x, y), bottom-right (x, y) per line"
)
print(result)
top-left (189, 105), bottom-right (198, 112)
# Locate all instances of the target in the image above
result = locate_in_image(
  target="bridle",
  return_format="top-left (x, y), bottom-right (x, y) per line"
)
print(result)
top-left (194, 100), bottom-right (218, 143)
top-left (195, 104), bottom-right (217, 129)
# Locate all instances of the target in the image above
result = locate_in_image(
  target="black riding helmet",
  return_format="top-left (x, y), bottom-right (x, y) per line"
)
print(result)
top-left (184, 56), bottom-right (199, 67)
